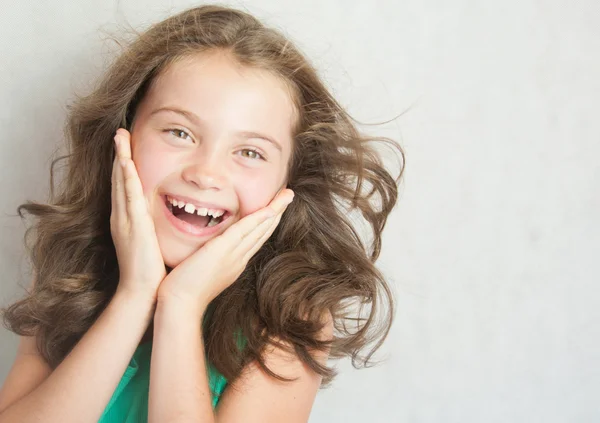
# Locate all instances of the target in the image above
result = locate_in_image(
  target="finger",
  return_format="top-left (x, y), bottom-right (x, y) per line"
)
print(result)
top-left (120, 157), bottom-right (149, 218)
top-left (115, 129), bottom-right (149, 219)
top-left (237, 191), bottom-right (291, 259)
top-left (240, 210), bottom-right (284, 263)
top-left (116, 128), bottom-right (132, 160)
top-left (112, 141), bottom-right (127, 221)
top-left (246, 204), bottom-right (286, 247)
top-left (237, 209), bottom-right (281, 253)
top-left (267, 188), bottom-right (294, 214)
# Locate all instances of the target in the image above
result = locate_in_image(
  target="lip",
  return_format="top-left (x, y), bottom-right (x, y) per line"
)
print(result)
top-left (161, 195), bottom-right (231, 238)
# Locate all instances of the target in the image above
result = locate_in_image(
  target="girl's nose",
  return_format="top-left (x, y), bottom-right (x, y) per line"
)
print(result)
top-left (181, 151), bottom-right (227, 191)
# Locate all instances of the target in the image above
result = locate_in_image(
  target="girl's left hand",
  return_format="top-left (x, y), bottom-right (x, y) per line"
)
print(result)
top-left (156, 189), bottom-right (294, 312)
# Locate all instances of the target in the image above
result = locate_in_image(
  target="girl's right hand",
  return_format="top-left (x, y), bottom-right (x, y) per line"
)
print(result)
top-left (111, 128), bottom-right (166, 302)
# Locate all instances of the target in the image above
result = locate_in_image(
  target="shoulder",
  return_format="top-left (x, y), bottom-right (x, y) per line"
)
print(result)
top-left (213, 310), bottom-right (334, 422)
top-left (261, 308), bottom-right (334, 376)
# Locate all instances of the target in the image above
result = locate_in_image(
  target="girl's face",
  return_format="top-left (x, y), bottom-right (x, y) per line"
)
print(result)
top-left (129, 50), bottom-right (295, 268)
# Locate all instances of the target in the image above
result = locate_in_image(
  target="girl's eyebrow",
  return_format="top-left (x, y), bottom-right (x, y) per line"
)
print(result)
top-left (236, 131), bottom-right (282, 152)
top-left (149, 106), bottom-right (283, 152)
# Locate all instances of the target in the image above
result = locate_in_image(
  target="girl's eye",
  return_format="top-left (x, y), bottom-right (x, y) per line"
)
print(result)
top-left (239, 148), bottom-right (266, 161)
top-left (166, 128), bottom-right (192, 141)
top-left (165, 129), bottom-right (265, 161)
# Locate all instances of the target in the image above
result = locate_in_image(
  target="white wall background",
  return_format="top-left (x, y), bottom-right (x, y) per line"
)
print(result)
top-left (1, 1), bottom-right (598, 422)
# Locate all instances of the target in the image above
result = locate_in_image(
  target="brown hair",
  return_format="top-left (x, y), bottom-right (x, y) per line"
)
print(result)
top-left (2, 4), bottom-right (405, 386)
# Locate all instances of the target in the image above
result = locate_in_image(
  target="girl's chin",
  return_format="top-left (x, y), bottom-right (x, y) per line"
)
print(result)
top-left (159, 239), bottom-right (208, 270)
top-left (162, 251), bottom-right (191, 270)
top-left (155, 213), bottom-right (240, 271)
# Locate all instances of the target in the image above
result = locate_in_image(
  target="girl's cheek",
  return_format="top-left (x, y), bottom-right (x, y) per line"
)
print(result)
top-left (235, 177), bottom-right (281, 217)
top-left (136, 161), bottom-right (160, 195)
top-left (134, 160), bottom-right (169, 210)
top-left (132, 130), bottom-right (171, 180)
top-left (134, 141), bottom-right (171, 193)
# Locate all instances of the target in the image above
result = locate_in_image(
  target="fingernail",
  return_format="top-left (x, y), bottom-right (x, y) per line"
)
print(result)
top-left (114, 136), bottom-right (120, 148)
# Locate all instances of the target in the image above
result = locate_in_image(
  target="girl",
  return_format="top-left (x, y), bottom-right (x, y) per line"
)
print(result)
top-left (0, 4), bottom-right (404, 422)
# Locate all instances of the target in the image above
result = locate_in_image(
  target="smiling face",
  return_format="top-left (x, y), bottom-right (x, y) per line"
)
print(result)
top-left (129, 49), bottom-right (295, 268)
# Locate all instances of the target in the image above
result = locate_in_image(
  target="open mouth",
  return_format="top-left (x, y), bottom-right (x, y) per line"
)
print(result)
top-left (163, 195), bottom-right (231, 230)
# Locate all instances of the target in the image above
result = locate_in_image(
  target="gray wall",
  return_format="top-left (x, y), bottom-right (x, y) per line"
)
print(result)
top-left (1, 1), bottom-right (598, 422)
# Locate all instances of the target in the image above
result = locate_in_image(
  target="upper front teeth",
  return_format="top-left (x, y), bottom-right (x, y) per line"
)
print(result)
top-left (167, 196), bottom-right (225, 218)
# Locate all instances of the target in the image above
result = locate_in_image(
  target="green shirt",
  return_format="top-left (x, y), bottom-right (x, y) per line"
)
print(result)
top-left (98, 342), bottom-right (227, 422)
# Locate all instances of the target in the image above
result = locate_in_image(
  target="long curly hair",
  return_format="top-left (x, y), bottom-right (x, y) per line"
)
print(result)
top-left (1, 4), bottom-right (405, 387)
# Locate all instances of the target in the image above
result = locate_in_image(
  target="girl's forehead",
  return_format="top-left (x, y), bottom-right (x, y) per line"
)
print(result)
top-left (142, 53), bottom-right (297, 132)
top-left (154, 51), bottom-right (288, 97)
top-left (135, 52), bottom-right (297, 155)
